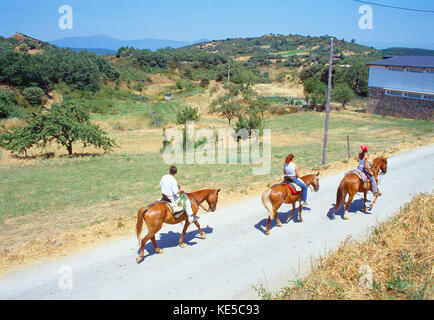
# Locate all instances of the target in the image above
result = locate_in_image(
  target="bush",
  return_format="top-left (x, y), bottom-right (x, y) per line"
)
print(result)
top-left (23, 87), bottom-right (44, 106)
top-left (0, 88), bottom-right (20, 118)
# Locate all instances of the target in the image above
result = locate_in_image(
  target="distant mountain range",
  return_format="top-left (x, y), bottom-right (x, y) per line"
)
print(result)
top-left (49, 35), bottom-right (206, 52)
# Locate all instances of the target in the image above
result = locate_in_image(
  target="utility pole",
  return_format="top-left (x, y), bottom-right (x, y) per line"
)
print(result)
top-left (322, 37), bottom-right (334, 165)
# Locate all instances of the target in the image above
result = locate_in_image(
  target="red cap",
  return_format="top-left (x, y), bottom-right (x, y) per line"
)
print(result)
top-left (361, 145), bottom-right (369, 152)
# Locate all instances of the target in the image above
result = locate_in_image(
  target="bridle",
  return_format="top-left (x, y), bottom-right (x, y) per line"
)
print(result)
top-left (307, 174), bottom-right (319, 192)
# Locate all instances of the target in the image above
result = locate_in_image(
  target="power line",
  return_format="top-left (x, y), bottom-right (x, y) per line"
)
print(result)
top-left (353, 0), bottom-right (434, 13)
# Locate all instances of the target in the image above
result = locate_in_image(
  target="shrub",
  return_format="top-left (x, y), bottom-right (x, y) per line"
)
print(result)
top-left (23, 87), bottom-right (44, 106)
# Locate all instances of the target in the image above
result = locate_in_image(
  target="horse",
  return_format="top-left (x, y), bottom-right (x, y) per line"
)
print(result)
top-left (261, 172), bottom-right (320, 235)
top-left (334, 156), bottom-right (388, 219)
top-left (135, 188), bottom-right (220, 263)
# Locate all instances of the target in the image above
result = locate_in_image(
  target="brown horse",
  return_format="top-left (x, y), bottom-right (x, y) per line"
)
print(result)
top-left (261, 173), bottom-right (320, 235)
top-left (334, 156), bottom-right (388, 219)
top-left (136, 188), bottom-right (220, 263)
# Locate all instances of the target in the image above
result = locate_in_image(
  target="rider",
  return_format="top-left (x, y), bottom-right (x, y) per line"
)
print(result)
top-left (283, 154), bottom-right (309, 206)
top-left (160, 165), bottom-right (198, 223)
top-left (358, 145), bottom-right (381, 197)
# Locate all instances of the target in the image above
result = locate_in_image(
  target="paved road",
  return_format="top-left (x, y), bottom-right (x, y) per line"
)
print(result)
top-left (1, 144), bottom-right (433, 300)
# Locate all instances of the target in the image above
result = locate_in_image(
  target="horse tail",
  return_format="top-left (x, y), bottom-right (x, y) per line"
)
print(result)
top-left (136, 206), bottom-right (148, 245)
top-left (261, 187), bottom-right (275, 220)
top-left (335, 180), bottom-right (345, 212)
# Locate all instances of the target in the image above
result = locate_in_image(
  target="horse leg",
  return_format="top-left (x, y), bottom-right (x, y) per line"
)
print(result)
top-left (344, 193), bottom-right (355, 220)
top-left (151, 236), bottom-right (163, 254)
top-left (285, 203), bottom-right (296, 223)
top-left (274, 201), bottom-right (283, 227)
top-left (369, 194), bottom-right (379, 210)
top-left (194, 220), bottom-right (206, 239)
top-left (266, 217), bottom-right (272, 235)
top-left (179, 220), bottom-right (190, 247)
top-left (298, 202), bottom-right (304, 222)
top-left (137, 232), bottom-right (153, 263)
top-left (363, 190), bottom-right (367, 212)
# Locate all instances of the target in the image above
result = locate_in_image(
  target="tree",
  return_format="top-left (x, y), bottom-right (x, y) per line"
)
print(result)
top-left (176, 106), bottom-right (200, 125)
top-left (209, 95), bottom-right (242, 125)
top-left (23, 87), bottom-right (44, 106)
top-left (41, 101), bottom-right (116, 155)
top-left (0, 112), bottom-right (45, 156)
top-left (333, 83), bottom-right (354, 109)
top-left (0, 88), bottom-right (19, 118)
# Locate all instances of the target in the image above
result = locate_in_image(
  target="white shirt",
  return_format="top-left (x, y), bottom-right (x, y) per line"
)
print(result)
top-left (160, 174), bottom-right (179, 200)
top-left (284, 162), bottom-right (296, 177)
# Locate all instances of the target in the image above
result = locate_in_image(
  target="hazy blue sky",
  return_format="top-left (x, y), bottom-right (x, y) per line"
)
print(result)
top-left (1, 0), bottom-right (433, 49)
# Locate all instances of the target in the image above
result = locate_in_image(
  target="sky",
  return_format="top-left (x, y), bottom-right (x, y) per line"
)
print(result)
top-left (1, 0), bottom-right (433, 49)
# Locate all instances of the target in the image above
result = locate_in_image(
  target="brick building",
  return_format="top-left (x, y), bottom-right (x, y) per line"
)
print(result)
top-left (366, 55), bottom-right (434, 120)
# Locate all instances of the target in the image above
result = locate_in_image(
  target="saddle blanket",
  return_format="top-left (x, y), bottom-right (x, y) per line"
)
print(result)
top-left (285, 182), bottom-right (302, 194)
top-left (163, 201), bottom-right (185, 218)
top-left (345, 168), bottom-right (368, 182)
top-left (146, 200), bottom-right (185, 218)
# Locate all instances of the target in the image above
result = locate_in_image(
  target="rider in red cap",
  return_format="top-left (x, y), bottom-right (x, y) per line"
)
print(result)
top-left (357, 145), bottom-right (381, 197)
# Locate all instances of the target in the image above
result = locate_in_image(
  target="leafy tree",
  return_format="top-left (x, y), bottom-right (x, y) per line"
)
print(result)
top-left (41, 101), bottom-right (116, 155)
top-left (0, 112), bottom-right (45, 156)
top-left (233, 112), bottom-right (264, 136)
top-left (23, 87), bottom-right (44, 106)
top-left (176, 106), bottom-right (200, 125)
top-left (0, 88), bottom-right (19, 118)
top-left (333, 83), bottom-right (354, 109)
top-left (209, 95), bottom-right (242, 125)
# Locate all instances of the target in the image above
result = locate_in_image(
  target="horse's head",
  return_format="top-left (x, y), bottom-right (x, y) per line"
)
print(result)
top-left (305, 172), bottom-right (320, 192)
top-left (373, 156), bottom-right (388, 175)
top-left (206, 189), bottom-right (221, 212)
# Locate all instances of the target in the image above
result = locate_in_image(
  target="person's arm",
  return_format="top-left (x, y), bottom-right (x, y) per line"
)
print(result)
top-left (295, 164), bottom-right (300, 178)
top-left (283, 164), bottom-right (286, 175)
top-left (364, 157), bottom-right (373, 175)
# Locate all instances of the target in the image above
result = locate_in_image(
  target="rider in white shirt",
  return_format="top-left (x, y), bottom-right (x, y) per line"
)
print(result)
top-left (160, 165), bottom-right (198, 223)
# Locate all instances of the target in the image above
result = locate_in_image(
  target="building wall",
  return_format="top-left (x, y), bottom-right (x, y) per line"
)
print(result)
top-left (367, 87), bottom-right (434, 120)
top-left (368, 66), bottom-right (434, 94)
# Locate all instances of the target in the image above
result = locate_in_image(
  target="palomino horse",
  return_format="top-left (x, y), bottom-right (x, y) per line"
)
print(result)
top-left (261, 173), bottom-right (320, 235)
top-left (334, 156), bottom-right (388, 219)
top-left (136, 188), bottom-right (220, 263)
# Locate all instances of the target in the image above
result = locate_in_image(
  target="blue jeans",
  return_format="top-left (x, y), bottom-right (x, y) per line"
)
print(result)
top-left (292, 176), bottom-right (308, 202)
top-left (366, 172), bottom-right (378, 193)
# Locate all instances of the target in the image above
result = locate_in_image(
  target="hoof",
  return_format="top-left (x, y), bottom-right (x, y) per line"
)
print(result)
top-left (266, 231), bottom-right (270, 235)
top-left (156, 249), bottom-right (164, 254)
top-left (343, 214), bottom-right (349, 220)
top-left (179, 243), bottom-right (186, 248)
top-left (201, 234), bottom-right (206, 240)
top-left (136, 256), bottom-right (143, 264)
top-left (277, 223), bottom-right (282, 227)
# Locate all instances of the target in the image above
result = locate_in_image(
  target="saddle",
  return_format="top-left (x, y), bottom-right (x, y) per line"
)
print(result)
top-left (280, 176), bottom-right (302, 195)
top-left (345, 169), bottom-right (370, 189)
top-left (160, 194), bottom-right (185, 218)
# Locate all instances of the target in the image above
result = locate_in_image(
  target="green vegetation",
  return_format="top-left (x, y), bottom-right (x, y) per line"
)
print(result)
top-left (0, 101), bottom-right (116, 155)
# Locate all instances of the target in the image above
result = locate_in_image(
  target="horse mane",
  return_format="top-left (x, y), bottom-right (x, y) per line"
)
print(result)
top-left (372, 156), bottom-right (387, 169)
